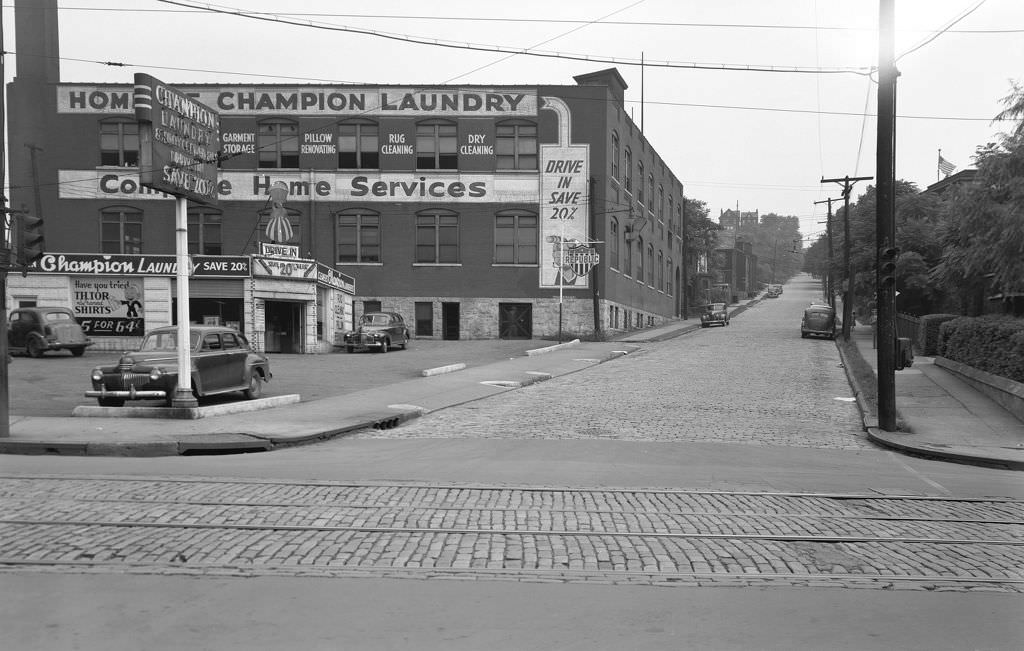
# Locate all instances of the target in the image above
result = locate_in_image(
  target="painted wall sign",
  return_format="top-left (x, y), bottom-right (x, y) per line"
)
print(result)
top-left (252, 255), bottom-right (317, 279)
top-left (133, 73), bottom-right (221, 204)
top-left (59, 86), bottom-right (537, 117)
top-left (30, 253), bottom-right (251, 277)
top-left (316, 263), bottom-right (355, 294)
top-left (539, 98), bottom-right (590, 289)
top-left (58, 170), bottom-right (540, 204)
top-left (72, 276), bottom-right (145, 336)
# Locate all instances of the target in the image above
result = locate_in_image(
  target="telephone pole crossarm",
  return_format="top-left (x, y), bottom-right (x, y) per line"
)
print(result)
top-left (820, 176), bottom-right (873, 341)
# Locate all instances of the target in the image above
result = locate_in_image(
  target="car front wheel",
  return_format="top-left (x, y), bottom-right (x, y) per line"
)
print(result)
top-left (378, 339), bottom-right (389, 353)
top-left (70, 347), bottom-right (86, 357)
top-left (243, 370), bottom-right (263, 400)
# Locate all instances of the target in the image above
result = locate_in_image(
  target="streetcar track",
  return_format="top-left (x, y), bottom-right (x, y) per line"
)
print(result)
top-left (1, 517), bottom-right (1022, 546)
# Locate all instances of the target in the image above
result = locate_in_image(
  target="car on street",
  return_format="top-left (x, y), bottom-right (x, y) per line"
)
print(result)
top-left (700, 302), bottom-right (730, 328)
top-left (7, 306), bottom-right (92, 357)
top-left (801, 304), bottom-right (837, 339)
top-left (85, 325), bottom-right (272, 407)
top-left (342, 312), bottom-right (411, 353)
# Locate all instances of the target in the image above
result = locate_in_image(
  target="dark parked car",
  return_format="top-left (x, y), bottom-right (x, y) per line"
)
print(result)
top-left (343, 312), bottom-right (410, 353)
top-left (7, 307), bottom-right (92, 357)
top-left (700, 302), bottom-right (730, 328)
top-left (801, 304), bottom-right (837, 339)
top-left (85, 325), bottom-right (271, 407)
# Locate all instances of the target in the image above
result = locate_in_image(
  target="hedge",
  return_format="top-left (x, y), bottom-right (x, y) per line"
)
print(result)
top-left (917, 314), bottom-right (960, 356)
top-left (938, 315), bottom-right (1024, 383)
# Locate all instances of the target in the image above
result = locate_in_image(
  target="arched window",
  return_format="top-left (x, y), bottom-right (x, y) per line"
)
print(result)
top-left (637, 236), bottom-right (645, 281)
top-left (338, 121), bottom-right (379, 169)
top-left (637, 161), bottom-right (645, 204)
top-left (494, 210), bottom-right (538, 264)
top-left (257, 119), bottom-right (299, 168)
top-left (335, 209), bottom-right (380, 263)
top-left (99, 118), bottom-right (138, 167)
top-left (657, 250), bottom-right (664, 291)
top-left (187, 207), bottom-right (222, 255)
top-left (647, 244), bottom-right (654, 286)
top-left (101, 206), bottom-right (142, 254)
top-left (609, 218), bottom-right (619, 270)
top-left (610, 131), bottom-right (620, 180)
top-left (624, 232), bottom-right (633, 277)
top-left (496, 120), bottom-right (537, 170)
top-left (624, 148), bottom-right (633, 194)
top-left (416, 209), bottom-right (460, 263)
top-left (666, 258), bottom-right (674, 296)
top-left (416, 120), bottom-right (457, 169)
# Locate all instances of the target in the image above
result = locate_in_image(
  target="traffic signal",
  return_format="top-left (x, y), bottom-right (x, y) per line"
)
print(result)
top-left (15, 212), bottom-right (45, 269)
top-left (879, 246), bottom-right (899, 289)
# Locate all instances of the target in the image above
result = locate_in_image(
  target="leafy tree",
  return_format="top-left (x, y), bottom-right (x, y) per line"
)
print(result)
top-left (932, 81), bottom-right (1024, 314)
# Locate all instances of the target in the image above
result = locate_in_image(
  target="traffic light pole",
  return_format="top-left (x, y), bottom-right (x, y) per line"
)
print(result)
top-left (876, 0), bottom-right (899, 432)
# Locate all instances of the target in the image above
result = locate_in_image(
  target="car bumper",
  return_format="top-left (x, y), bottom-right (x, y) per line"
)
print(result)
top-left (85, 386), bottom-right (167, 400)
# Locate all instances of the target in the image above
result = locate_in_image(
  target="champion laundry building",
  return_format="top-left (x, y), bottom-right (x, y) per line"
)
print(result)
top-left (5, 0), bottom-right (700, 353)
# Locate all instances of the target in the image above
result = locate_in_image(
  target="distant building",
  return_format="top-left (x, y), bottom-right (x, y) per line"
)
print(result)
top-left (718, 208), bottom-right (759, 231)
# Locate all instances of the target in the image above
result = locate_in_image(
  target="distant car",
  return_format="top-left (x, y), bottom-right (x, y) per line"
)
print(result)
top-left (7, 307), bottom-right (92, 357)
top-left (700, 302), bottom-right (730, 328)
top-left (85, 325), bottom-right (271, 407)
top-left (343, 312), bottom-right (410, 353)
top-left (766, 290), bottom-right (780, 298)
top-left (801, 304), bottom-right (837, 339)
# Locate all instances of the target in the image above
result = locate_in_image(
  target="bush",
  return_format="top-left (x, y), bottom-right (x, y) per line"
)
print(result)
top-left (938, 315), bottom-right (1024, 383)
top-left (917, 314), bottom-right (960, 356)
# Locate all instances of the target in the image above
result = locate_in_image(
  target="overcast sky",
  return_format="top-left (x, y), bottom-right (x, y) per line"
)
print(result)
top-left (4, 0), bottom-right (1023, 243)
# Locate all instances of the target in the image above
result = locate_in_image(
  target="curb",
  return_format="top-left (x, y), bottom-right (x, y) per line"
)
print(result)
top-left (865, 427), bottom-right (1024, 471)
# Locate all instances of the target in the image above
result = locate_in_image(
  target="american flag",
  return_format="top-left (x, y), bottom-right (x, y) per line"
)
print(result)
top-left (938, 153), bottom-right (956, 177)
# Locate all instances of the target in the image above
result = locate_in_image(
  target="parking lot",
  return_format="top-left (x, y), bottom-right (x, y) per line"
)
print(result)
top-left (6, 338), bottom-right (543, 417)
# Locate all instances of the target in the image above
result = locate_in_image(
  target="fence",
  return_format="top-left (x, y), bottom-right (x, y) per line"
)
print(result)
top-left (895, 313), bottom-right (921, 351)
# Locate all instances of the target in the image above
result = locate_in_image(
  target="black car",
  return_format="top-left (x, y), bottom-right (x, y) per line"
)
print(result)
top-left (86, 325), bottom-right (272, 407)
top-left (342, 312), bottom-right (410, 353)
top-left (700, 303), bottom-right (730, 328)
top-left (7, 307), bottom-right (92, 357)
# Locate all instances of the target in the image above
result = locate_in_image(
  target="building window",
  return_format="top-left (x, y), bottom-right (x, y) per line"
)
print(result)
top-left (624, 148), bottom-right (632, 194)
top-left (609, 219), bottom-right (619, 270)
top-left (611, 131), bottom-right (620, 180)
top-left (496, 121), bottom-right (537, 170)
top-left (657, 250), bottom-right (664, 291)
top-left (416, 210), bottom-right (460, 263)
top-left (666, 257), bottom-right (673, 296)
top-left (257, 119), bottom-right (300, 168)
top-left (101, 207), bottom-right (143, 254)
top-left (624, 233), bottom-right (633, 277)
top-left (338, 122), bottom-right (379, 169)
top-left (637, 236), bottom-right (645, 281)
top-left (637, 161), bottom-right (645, 204)
top-left (494, 210), bottom-right (538, 264)
top-left (188, 209), bottom-right (222, 255)
top-left (668, 195), bottom-right (674, 234)
top-left (336, 210), bottom-right (380, 263)
top-left (647, 245), bottom-right (655, 286)
top-left (648, 174), bottom-right (655, 212)
top-left (416, 121), bottom-right (457, 169)
top-left (99, 120), bottom-right (139, 167)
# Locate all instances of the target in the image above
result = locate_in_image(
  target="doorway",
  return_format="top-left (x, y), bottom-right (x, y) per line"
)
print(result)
top-left (441, 302), bottom-right (460, 340)
top-left (264, 300), bottom-right (303, 353)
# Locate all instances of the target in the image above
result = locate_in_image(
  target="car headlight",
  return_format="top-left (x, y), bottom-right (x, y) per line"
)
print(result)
top-left (91, 369), bottom-right (103, 382)
top-left (149, 368), bottom-right (163, 381)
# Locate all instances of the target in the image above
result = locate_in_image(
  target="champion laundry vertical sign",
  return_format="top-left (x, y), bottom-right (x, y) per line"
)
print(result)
top-left (133, 73), bottom-right (220, 204)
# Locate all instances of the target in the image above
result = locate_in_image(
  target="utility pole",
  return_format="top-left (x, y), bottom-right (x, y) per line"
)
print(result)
top-left (814, 197), bottom-right (837, 307)
top-left (876, 0), bottom-right (899, 432)
top-left (821, 175), bottom-right (872, 340)
top-left (1, 27), bottom-right (9, 438)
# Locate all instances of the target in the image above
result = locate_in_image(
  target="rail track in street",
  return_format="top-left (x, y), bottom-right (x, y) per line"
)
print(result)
top-left (2, 476), bottom-right (1022, 592)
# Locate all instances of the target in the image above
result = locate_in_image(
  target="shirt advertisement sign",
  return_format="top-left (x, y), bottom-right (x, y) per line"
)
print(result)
top-left (133, 73), bottom-right (221, 204)
top-left (72, 277), bottom-right (145, 336)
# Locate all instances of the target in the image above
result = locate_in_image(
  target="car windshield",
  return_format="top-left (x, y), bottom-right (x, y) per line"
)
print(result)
top-left (138, 331), bottom-right (201, 352)
top-left (710, 303), bottom-right (726, 311)
top-left (360, 314), bottom-right (391, 326)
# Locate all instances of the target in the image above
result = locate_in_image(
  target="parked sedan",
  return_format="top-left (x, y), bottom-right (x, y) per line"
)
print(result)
top-left (343, 312), bottom-right (410, 353)
top-left (86, 325), bottom-right (272, 407)
top-left (700, 303), bottom-right (730, 328)
top-left (7, 307), bottom-right (92, 357)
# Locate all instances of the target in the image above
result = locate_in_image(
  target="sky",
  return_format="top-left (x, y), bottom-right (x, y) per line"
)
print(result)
top-left (3, 0), bottom-right (1023, 244)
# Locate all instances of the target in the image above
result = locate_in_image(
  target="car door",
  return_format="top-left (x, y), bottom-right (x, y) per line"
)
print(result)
top-left (219, 333), bottom-right (249, 388)
top-left (194, 332), bottom-right (227, 394)
top-left (8, 311), bottom-right (34, 348)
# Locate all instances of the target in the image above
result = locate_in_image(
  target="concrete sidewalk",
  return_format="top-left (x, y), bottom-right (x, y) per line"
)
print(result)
top-left (841, 324), bottom-right (1024, 470)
